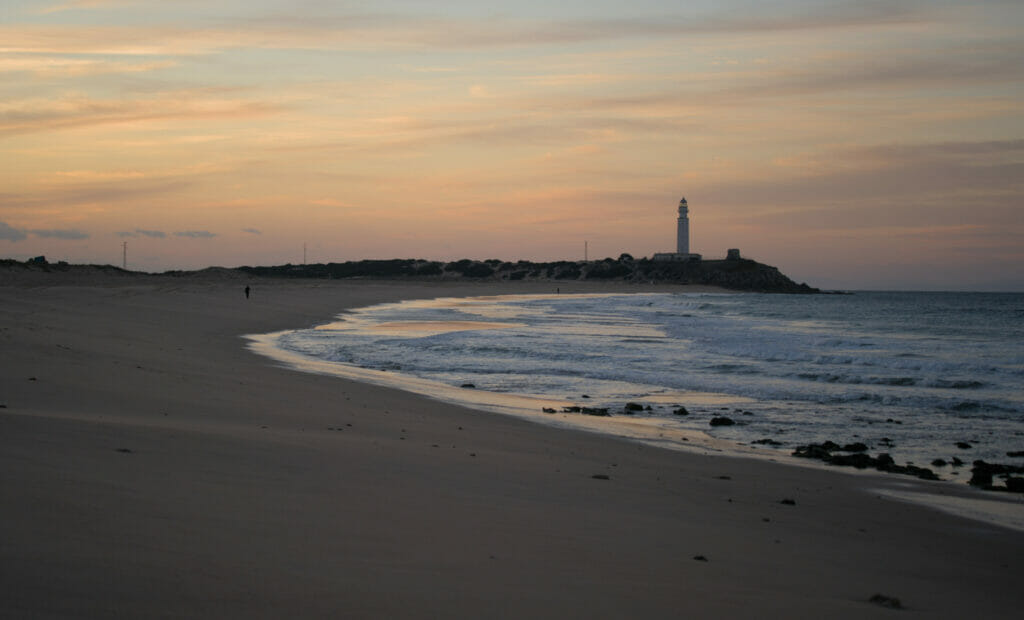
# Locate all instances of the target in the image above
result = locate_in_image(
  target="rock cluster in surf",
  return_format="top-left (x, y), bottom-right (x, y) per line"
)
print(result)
top-left (792, 441), bottom-right (940, 481)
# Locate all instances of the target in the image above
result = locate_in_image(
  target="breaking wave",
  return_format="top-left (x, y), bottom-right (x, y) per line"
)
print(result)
top-left (267, 290), bottom-right (1024, 470)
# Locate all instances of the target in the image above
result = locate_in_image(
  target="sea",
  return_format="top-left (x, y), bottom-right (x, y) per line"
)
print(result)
top-left (248, 291), bottom-right (1024, 484)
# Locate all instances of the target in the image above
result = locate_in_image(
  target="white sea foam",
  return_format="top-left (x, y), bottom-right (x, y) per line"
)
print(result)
top-left (252, 291), bottom-right (1024, 480)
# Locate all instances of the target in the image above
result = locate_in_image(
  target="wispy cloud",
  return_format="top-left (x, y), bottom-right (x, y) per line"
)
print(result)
top-left (0, 179), bottom-right (195, 213)
top-left (692, 139), bottom-right (1024, 228)
top-left (118, 228), bottom-right (167, 238)
top-left (29, 228), bottom-right (90, 240)
top-left (40, 0), bottom-right (133, 14)
top-left (0, 221), bottom-right (28, 241)
top-left (309, 198), bottom-right (357, 208)
top-left (0, 93), bottom-right (282, 138)
top-left (0, 57), bottom-right (176, 78)
top-left (1, 1), bottom-right (1019, 288)
top-left (0, 3), bottom-right (940, 57)
top-left (53, 169), bottom-right (149, 181)
top-left (716, 44), bottom-right (1024, 100)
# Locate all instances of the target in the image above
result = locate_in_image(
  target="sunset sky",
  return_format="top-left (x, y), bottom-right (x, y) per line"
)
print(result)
top-left (2, 0), bottom-right (1022, 290)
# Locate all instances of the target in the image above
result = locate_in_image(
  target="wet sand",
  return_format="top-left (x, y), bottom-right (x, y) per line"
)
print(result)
top-left (1, 274), bottom-right (1022, 618)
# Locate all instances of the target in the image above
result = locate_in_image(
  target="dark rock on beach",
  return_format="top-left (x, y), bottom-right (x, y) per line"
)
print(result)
top-left (1006, 477), bottom-right (1024, 493)
top-left (1007, 451), bottom-right (1024, 458)
top-left (899, 464), bottom-right (939, 481)
top-left (875, 453), bottom-right (896, 468)
top-left (624, 402), bottom-right (644, 412)
top-left (869, 594), bottom-right (903, 609)
top-left (969, 460), bottom-right (1024, 492)
top-left (560, 405), bottom-right (609, 416)
top-left (828, 452), bottom-right (876, 469)
top-left (709, 416), bottom-right (735, 427)
top-left (791, 442), bottom-right (839, 460)
top-left (673, 406), bottom-right (690, 416)
top-left (793, 442), bottom-right (939, 481)
top-left (955, 441), bottom-right (972, 450)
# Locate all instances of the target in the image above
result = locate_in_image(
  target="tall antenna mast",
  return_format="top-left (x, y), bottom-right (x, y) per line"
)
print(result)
top-left (122, 241), bottom-right (127, 270)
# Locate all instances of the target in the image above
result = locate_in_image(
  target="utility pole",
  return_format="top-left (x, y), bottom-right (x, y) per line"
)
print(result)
top-left (122, 241), bottom-right (127, 270)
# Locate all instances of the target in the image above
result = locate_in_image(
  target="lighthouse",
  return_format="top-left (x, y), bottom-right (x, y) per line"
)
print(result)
top-left (676, 197), bottom-right (689, 255)
top-left (653, 195), bottom-right (702, 262)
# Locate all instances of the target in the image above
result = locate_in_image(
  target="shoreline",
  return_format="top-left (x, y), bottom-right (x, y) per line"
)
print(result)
top-left (244, 292), bottom-right (757, 454)
top-left (3, 275), bottom-right (1023, 618)
top-left (246, 293), bottom-right (1024, 532)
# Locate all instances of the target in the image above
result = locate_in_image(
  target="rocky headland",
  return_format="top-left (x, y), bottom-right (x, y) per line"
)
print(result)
top-left (3, 254), bottom-right (818, 293)
top-left (236, 255), bottom-right (818, 293)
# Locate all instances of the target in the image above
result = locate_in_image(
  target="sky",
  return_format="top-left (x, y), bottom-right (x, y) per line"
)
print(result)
top-left (1, 0), bottom-right (1022, 290)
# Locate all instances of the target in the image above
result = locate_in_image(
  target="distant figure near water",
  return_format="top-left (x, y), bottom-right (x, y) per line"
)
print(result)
top-left (244, 286), bottom-right (250, 299)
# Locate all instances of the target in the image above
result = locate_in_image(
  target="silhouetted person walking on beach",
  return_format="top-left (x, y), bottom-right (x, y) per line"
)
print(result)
top-left (244, 286), bottom-right (250, 299)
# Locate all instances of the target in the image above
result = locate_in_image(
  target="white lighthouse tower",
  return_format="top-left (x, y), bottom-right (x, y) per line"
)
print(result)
top-left (653, 195), bottom-right (701, 262)
top-left (676, 197), bottom-right (689, 255)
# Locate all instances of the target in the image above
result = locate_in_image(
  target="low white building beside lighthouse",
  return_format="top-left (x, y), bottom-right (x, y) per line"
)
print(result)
top-left (654, 196), bottom-right (702, 262)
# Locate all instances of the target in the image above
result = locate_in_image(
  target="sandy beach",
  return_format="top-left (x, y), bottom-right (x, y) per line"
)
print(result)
top-left (2, 274), bottom-right (1022, 619)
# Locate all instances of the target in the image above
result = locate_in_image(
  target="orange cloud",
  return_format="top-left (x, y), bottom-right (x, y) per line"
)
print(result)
top-left (0, 93), bottom-right (283, 137)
